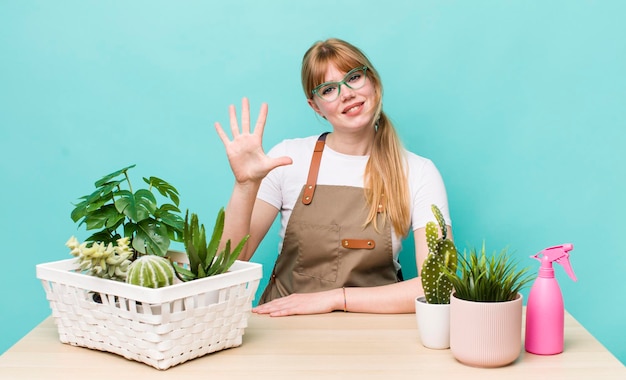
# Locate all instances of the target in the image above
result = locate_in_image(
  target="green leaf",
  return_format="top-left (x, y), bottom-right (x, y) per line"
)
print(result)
top-left (166, 225), bottom-right (184, 242)
top-left (104, 211), bottom-right (125, 229)
top-left (84, 193), bottom-right (114, 214)
top-left (123, 222), bottom-right (137, 239)
top-left (152, 205), bottom-right (184, 242)
top-left (210, 235), bottom-right (249, 276)
top-left (180, 208), bottom-right (245, 279)
top-left (85, 230), bottom-right (119, 245)
top-left (158, 203), bottom-right (181, 213)
top-left (172, 262), bottom-right (196, 282)
top-left (183, 211), bottom-right (202, 274)
top-left (155, 205), bottom-right (184, 229)
top-left (81, 204), bottom-right (120, 230)
top-left (133, 219), bottom-right (169, 256)
top-left (143, 176), bottom-right (180, 206)
top-left (95, 164), bottom-right (135, 187)
top-left (197, 263), bottom-right (207, 278)
top-left (114, 189), bottom-right (157, 222)
top-left (206, 208), bottom-right (225, 260)
top-left (208, 240), bottom-right (231, 276)
top-left (93, 179), bottom-right (123, 199)
top-left (70, 201), bottom-right (89, 223)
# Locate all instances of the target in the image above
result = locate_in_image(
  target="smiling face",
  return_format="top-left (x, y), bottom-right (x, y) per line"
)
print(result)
top-left (307, 63), bottom-right (378, 134)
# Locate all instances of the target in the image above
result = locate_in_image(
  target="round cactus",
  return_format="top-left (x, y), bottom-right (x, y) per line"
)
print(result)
top-left (126, 255), bottom-right (175, 288)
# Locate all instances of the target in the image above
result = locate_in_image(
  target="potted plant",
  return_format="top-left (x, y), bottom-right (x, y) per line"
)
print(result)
top-left (70, 164), bottom-right (184, 258)
top-left (443, 243), bottom-right (534, 368)
top-left (172, 209), bottom-right (249, 282)
top-left (36, 165), bottom-right (262, 370)
top-left (415, 204), bottom-right (457, 349)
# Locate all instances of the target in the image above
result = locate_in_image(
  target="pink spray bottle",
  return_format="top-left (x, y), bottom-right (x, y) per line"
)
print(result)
top-left (525, 243), bottom-right (577, 355)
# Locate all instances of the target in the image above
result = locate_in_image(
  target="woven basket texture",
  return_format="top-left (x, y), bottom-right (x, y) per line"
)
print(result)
top-left (37, 257), bottom-right (261, 370)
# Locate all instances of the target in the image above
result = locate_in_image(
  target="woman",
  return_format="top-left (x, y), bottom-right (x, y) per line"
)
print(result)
top-left (215, 38), bottom-right (451, 316)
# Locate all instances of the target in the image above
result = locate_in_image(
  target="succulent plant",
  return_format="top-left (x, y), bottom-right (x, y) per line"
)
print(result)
top-left (172, 208), bottom-right (249, 281)
top-left (444, 243), bottom-right (534, 302)
top-left (420, 204), bottom-right (458, 304)
top-left (66, 236), bottom-right (133, 281)
top-left (126, 255), bottom-right (175, 288)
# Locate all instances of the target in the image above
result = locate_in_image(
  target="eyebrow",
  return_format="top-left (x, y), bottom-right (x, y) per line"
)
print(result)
top-left (321, 69), bottom-right (353, 85)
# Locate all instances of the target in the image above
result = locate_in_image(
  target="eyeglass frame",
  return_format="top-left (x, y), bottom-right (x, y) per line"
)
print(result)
top-left (310, 65), bottom-right (369, 102)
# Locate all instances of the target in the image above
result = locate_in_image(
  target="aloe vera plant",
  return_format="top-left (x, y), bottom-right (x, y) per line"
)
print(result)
top-left (172, 208), bottom-right (249, 281)
top-left (420, 204), bottom-right (458, 304)
top-left (444, 243), bottom-right (534, 302)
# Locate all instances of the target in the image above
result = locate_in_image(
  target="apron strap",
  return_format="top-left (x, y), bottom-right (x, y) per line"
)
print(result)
top-left (302, 132), bottom-right (329, 205)
top-left (301, 131), bottom-right (385, 211)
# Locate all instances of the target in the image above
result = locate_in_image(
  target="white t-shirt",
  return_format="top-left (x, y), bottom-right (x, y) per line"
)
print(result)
top-left (257, 135), bottom-right (451, 269)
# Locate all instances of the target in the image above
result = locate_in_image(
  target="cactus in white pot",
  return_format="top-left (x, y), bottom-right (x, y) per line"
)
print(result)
top-left (415, 204), bottom-right (458, 349)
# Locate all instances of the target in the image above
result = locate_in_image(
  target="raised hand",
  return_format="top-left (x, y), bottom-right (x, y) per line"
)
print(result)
top-left (214, 98), bottom-right (292, 184)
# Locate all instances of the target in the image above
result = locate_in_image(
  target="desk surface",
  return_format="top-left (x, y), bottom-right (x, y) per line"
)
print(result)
top-left (1, 311), bottom-right (623, 379)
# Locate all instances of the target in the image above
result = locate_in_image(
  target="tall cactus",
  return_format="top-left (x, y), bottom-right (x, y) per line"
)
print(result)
top-left (421, 204), bottom-right (458, 304)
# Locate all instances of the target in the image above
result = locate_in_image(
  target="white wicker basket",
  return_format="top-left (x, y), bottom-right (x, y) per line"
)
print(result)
top-left (36, 251), bottom-right (262, 370)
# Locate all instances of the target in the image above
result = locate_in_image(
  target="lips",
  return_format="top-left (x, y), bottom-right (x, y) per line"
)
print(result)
top-left (342, 102), bottom-right (364, 114)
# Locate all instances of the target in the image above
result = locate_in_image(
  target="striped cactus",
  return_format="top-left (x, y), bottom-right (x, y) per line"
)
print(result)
top-left (126, 255), bottom-right (175, 288)
top-left (421, 204), bottom-right (458, 304)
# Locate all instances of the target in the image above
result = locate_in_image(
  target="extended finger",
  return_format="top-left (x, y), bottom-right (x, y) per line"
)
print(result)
top-left (214, 122), bottom-right (231, 145)
top-left (254, 103), bottom-right (269, 137)
top-left (241, 97), bottom-right (251, 134)
top-left (252, 296), bottom-right (289, 314)
top-left (228, 104), bottom-right (240, 137)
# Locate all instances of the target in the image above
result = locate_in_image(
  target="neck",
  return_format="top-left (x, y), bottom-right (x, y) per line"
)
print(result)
top-left (326, 129), bottom-right (375, 156)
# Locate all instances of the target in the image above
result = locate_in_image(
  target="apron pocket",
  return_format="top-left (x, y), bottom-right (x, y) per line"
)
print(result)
top-left (292, 222), bottom-right (340, 283)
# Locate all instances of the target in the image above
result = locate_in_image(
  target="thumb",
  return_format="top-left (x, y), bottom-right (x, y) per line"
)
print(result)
top-left (269, 156), bottom-right (293, 170)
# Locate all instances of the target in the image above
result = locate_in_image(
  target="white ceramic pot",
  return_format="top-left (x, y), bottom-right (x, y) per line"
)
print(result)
top-left (415, 296), bottom-right (450, 349)
top-left (450, 292), bottom-right (523, 367)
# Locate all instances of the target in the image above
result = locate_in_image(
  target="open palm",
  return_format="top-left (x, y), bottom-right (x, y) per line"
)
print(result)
top-left (215, 98), bottom-right (292, 184)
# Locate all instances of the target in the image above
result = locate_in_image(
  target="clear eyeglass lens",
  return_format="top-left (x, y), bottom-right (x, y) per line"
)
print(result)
top-left (315, 67), bottom-right (367, 102)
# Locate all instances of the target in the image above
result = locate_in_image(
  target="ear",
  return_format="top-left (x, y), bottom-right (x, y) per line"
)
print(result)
top-left (307, 98), bottom-right (325, 118)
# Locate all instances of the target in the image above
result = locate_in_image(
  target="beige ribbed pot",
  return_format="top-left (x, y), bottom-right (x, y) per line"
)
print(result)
top-left (450, 292), bottom-right (523, 368)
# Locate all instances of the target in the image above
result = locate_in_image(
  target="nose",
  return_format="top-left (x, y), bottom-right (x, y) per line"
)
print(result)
top-left (340, 84), bottom-right (356, 100)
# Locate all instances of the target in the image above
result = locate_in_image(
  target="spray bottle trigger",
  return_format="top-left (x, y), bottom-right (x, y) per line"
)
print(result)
top-left (555, 255), bottom-right (578, 282)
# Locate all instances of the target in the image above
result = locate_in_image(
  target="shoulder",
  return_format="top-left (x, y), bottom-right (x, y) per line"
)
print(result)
top-left (267, 135), bottom-right (321, 157)
top-left (263, 134), bottom-right (327, 183)
top-left (403, 150), bottom-right (441, 178)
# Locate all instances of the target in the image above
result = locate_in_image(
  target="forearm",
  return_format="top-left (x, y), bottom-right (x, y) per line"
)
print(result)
top-left (223, 181), bottom-right (261, 261)
top-left (341, 278), bottom-right (424, 314)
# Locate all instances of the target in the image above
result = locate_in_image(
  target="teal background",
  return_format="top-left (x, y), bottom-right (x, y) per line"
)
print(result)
top-left (1, 0), bottom-right (624, 365)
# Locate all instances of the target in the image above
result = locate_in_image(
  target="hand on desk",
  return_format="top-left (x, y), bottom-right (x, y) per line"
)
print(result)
top-left (252, 289), bottom-right (342, 317)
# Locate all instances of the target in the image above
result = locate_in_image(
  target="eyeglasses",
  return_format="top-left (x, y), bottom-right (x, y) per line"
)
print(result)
top-left (311, 66), bottom-right (369, 102)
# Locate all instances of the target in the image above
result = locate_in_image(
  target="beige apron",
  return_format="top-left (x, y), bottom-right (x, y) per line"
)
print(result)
top-left (260, 133), bottom-right (399, 304)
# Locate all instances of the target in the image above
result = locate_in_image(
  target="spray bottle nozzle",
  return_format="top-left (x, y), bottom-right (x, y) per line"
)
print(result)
top-left (531, 244), bottom-right (577, 281)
